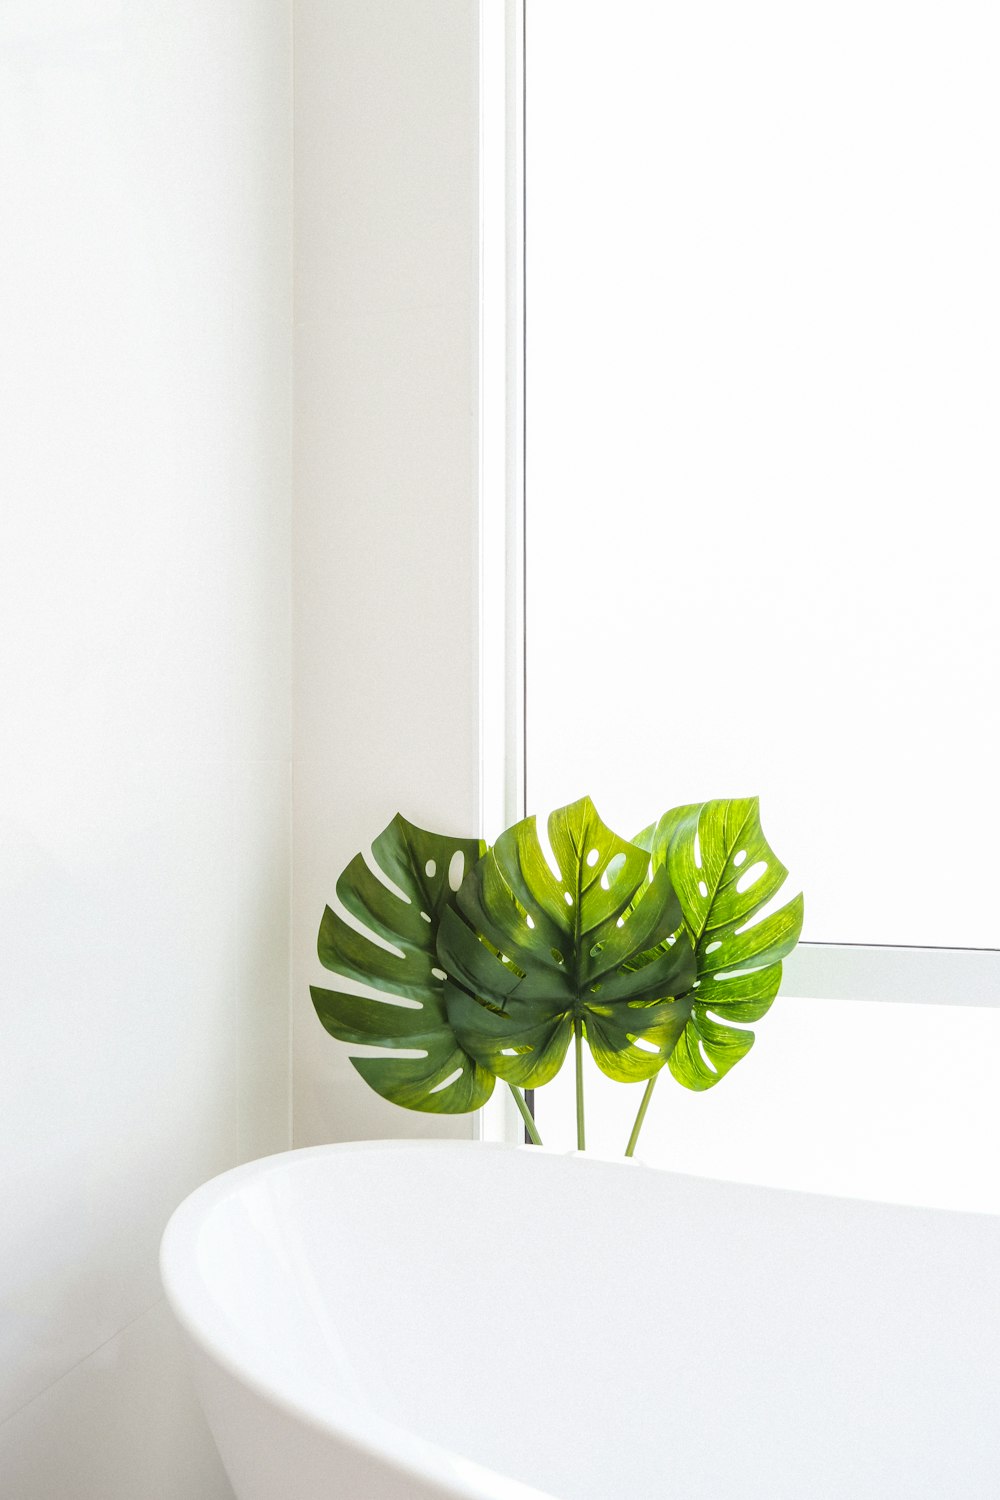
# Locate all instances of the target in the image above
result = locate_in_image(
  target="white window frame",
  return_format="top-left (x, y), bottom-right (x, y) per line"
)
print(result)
top-left (478, 0), bottom-right (525, 852)
top-left (478, 1), bottom-right (1000, 1147)
top-left (477, 0), bottom-right (526, 1145)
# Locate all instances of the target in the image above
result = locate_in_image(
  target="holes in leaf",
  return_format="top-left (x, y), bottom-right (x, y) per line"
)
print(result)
top-left (477, 939), bottom-right (525, 979)
top-left (332, 899), bottom-right (407, 959)
top-left (564, 891), bottom-right (573, 906)
top-left (705, 940), bottom-right (722, 954)
top-left (420, 911), bottom-right (432, 923)
top-left (500, 1047), bottom-right (519, 1057)
top-left (616, 917), bottom-right (625, 928)
top-left (366, 854), bottom-right (412, 908)
top-left (698, 1041), bottom-right (719, 1075)
top-left (632, 1037), bottom-right (660, 1054)
top-left (698, 880), bottom-right (709, 899)
top-left (734, 884), bottom-right (793, 935)
top-left (346, 1040), bottom-right (426, 1058)
top-left (693, 829), bottom-right (702, 870)
top-left (550, 948), bottom-right (564, 965)
top-left (526, 913), bottom-right (535, 929)
top-left (428, 1067), bottom-right (463, 1094)
top-left (356, 991), bottom-right (422, 1012)
top-left (733, 849), bottom-right (748, 868)
top-left (590, 940), bottom-right (605, 957)
top-left (735, 860), bottom-right (767, 893)
top-left (586, 847), bottom-right (600, 867)
top-left (537, 818), bottom-right (563, 881)
top-left (431, 966), bottom-right (447, 981)
top-left (713, 964), bottom-right (765, 982)
top-left (705, 1009), bottom-right (752, 1031)
top-left (448, 850), bottom-right (465, 891)
top-left (425, 859), bottom-right (437, 878)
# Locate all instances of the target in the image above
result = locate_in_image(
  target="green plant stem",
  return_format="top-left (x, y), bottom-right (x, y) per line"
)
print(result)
top-left (507, 1083), bottom-right (542, 1146)
top-left (625, 1075), bottom-right (658, 1158)
top-left (574, 1018), bottom-right (585, 1151)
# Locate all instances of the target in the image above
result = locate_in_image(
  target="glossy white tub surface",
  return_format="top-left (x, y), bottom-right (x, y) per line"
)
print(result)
top-left (161, 1141), bottom-right (1000, 1500)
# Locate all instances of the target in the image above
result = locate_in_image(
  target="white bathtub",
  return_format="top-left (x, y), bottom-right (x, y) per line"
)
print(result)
top-left (160, 1141), bottom-right (1000, 1500)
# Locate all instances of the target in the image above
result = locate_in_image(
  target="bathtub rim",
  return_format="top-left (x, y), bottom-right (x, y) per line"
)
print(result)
top-left (160, 1137), bottom-right (1000, 1500)
top-left (161, 1139), bottom-right (580, 1500)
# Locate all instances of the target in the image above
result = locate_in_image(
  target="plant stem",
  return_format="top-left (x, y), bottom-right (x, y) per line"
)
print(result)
top-left (507, 1083), bottom-right (542, 1146)
top-left (625, 1075), bottom-right (658, 1158)
top-left (574, 1018), bottom-right (585, 1151)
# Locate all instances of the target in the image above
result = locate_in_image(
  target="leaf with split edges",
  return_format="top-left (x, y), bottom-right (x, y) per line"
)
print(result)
top-left (437, 797), bottom-right (696, 1087)
top-left (637, 797), bottom-right (803, 1091)
top-left (311, 815), bottom-right (494, 1113)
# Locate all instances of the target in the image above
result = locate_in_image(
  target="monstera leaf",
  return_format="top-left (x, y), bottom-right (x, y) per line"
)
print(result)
top-left (310, 815), bottom-right (495, 1113)
top-left (436, 797), bottom-right (696, 1087)
top-left (636, 797), bottom-right (803, 1091)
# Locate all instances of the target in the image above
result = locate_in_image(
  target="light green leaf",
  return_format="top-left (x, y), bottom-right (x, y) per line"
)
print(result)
top-left (311, 814), bottom-right (495, 1113)
top-left (437, 796), bottom-right (695, 1085)
top-left (641, 797), bottom-right (803, 1090)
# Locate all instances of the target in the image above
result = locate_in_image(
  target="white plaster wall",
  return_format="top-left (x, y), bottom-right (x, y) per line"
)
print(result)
top-left (0, 4), bottom-right (292, 1496)
top-left (0, 3), bottom-right (485, 1492)
top-left (293, 0), bottom-right (483, 1147)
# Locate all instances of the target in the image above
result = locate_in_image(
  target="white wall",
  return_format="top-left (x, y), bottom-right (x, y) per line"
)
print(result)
top-left (0, 4), bottom-right (292, 1497)
top-left (293, 0), bottom-right (483, 1147)
top-left (0, 3), bottom-right (486, 1492)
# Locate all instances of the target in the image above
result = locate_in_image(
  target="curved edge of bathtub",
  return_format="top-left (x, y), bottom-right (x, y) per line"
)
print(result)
top-left (160, 1140), bottom-right (561, 1500)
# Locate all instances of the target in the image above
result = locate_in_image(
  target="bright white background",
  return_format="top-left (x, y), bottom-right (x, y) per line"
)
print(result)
top-left (538, 999), bottom-right (1000, 1212)
top-left (525, 0), bottom-right (1000, 1201)
top-left (525, 0), bottom-right (1000, 949)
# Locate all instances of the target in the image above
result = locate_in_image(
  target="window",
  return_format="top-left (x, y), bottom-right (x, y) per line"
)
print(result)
top-left (499, 0), bottom-right (1000, 1208)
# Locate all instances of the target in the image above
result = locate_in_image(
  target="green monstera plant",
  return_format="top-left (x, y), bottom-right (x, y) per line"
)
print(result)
top-left (311, 795), bottom-right (803, 1155)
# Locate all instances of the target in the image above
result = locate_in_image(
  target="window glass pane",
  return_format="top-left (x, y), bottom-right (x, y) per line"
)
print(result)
top-left (533, 998), bottom-right (1000, 1214)
top-left (525, 0), bottom-right (1000, 947)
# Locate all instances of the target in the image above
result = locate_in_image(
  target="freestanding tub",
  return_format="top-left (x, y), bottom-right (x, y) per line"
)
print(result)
top-left (160, 1140), bottom-right (1000, 1500)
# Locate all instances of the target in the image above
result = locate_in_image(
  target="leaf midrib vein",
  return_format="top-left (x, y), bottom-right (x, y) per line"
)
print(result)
top-left (690, 802), bottom-right (755, 943)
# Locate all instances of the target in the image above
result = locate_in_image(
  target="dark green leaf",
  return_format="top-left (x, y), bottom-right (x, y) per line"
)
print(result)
top-left (438, 797), bottom-right (695, 1086)
top-left (312, 814), bottom-right (494, 1114)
